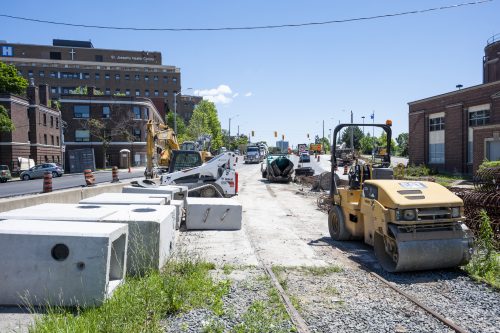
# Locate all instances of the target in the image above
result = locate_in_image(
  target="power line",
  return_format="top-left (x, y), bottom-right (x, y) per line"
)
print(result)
top-left (0, 1), bottom-right (493, 32)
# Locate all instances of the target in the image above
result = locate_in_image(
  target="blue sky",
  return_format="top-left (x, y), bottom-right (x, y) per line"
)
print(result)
top-left (1, 0), bottom-right (499, 147)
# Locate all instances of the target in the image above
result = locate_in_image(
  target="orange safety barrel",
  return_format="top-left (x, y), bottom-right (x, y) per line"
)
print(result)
top-left (43, 171), bottom-right (52, 193)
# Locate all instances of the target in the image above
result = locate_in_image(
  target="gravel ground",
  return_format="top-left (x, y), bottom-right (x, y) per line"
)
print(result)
top-left (162, 267), bottom-right (295, 333)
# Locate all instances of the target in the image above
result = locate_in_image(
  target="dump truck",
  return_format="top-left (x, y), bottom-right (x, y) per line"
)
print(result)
top-left (327, 120), bottom-right (473, 272)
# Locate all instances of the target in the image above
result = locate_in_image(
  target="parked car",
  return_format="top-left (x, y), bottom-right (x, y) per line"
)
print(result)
top-left (0, 165), bottom-right (12, 183)
top-left (20, 163), bottom-right (64, 180)
top-left (299, 152), bottom-right (311, 163)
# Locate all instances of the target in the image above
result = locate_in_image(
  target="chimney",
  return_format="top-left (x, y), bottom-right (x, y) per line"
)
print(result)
top-left (27, 84), bottom-right (39, 105)
top-left (39, 84), bottom-right (50, 106)
top-left (87, 86), bottom-right (95, 96)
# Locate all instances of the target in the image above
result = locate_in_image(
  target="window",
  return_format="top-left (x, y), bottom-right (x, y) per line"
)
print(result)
top-left (50, 116), bottom-right (54, 127)
top-left (125, 89), bottom-right (130, 96)
top-left (163, 91), bottom-right (168, 97)
top-left (50, 52), bottom-right (61, 60)
top-left (135, 74), bottom-right (140, 80)
top-left (73, 105), bottom-right (90, 118)
top-left (429, 143), bottom-right (445, 164)
top-left (172, 78), bottom-right (177, 83)
top-left (56, 136), bottom-right (60, 146)
top-left (115, 74), bottom-right (120, 80)
top-left (429, 117), bottom-right (444, 131)
top-left (83, 73), bottom-right (90, 79)
top-left (50, 71), bottom-right (57, 78)
top-left (43, 114), bottom-right (47, 126)
top-left (163, 76), bottom-right (168, 83)
top-left (51, 135), bottom-right (54, 145)
top-left (362, 184), bottom-right (378, 200)
top-left (133, 106), bottom-right (141, 119)
top-left (105, 73), bottom-right (110, 80)
top-left (115, 89), bottom-right (121, 95)
top-left (135, 89), bottom-right (140, 96)
top-left (125, 74), bottom-right (130, 80)
top-left (28, 70), bottom-right (33, 77)
top-left (133, 128), bottom-right (141, 141)
top-left (56, 118), bottom-right (59, 129)
top-left (469, 109), bottom-right (490, 126)
top-left (39, 70), bottom-right (45, 77)
top-left (102, 106), bottom-right (111, 118)
top-left (144, 90), bottom-right (150, 97)
top-left (75, 129), bottom-right (90, 142)
top-left (154, 90), bottom-right (159, 96)
top-left (143, 107), bottom-right (149, 119)
top-left (95, 55), bottom-right (103, 62)
top-left (153, 75), bottom-right (158, 81)
top-left (51, 87), bottom-right (57, 94)
top-left (144, 75), bottom-right (149, 81)
top-left (105, 88), bottom-right (111, 95)
top-left (44, 134), bottom-right (47, 144)
top-left (95, 73), bottom-right (100, 80)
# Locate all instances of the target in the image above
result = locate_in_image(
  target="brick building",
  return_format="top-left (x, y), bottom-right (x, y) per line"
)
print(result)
top-left (59, 87), bottom-right (164, 169)
top-left (408, 35), bottom-right (500, 174)
top-left (0, 83), bottom-right (62, 172)
top-left (0, 39), bottom-right (199, 122)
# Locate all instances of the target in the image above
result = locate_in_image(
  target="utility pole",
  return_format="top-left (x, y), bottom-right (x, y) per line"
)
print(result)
top-left (322, 119), bottom-right (325, 143)
top-left (361, 116), bottom-right (365, 136)
top-left (350, 110), bottom-right (354, 150)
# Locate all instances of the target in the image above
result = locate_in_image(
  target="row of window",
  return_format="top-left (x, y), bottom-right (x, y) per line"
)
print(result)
top-left (23, 70), bottom-right (178, 83)
top-left (13, 61), bottom-right (177, 73)
top-left (51, 86), bottom-right (174, 97)
top-left (42, 133), bottom-right (60, 146)
top-left (73, 105), bottom-right (149, 120)
top-left (41, 113), bottom-right (59, 128)
top-left (75, 129), bottom-right (142, 142)
top-left (429, 109), bottom-right (491, 131)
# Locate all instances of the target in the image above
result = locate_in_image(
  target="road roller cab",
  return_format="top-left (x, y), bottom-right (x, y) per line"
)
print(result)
top-left (328, 121), bottom-right (473, 272)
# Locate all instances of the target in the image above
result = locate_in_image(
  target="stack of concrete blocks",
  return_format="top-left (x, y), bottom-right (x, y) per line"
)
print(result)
top-left (0, 220), bottom-right (127, 306)
top-left (122, 185), bottom-right (185, 229)
top-left (79, 193), bottom-right (166, 206)
top-left (186, 198), bottom-right (242, 230)
top-left (0, 203), bottom-right (177, 277)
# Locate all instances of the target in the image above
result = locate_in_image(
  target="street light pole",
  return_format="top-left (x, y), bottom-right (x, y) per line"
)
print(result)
top-left (350, 110), bottom-right (354, 150)
top-left (173, 87), bottom-right (192, 134)
top-left (361, 116), bottom-right (365, 136)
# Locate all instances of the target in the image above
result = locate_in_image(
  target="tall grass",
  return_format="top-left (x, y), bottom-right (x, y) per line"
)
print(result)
top-left (30, 259), bottom-right (230, 333)
top-left (465, 210), bottom-right (500, 289)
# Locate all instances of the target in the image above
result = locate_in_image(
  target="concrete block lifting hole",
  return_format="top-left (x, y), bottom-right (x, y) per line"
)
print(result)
top-left (79, 193), bottom-right (166, 205)
top-left (122, 186), bottom-right (172, 203)
top-left (0, 220), bottom-right (128, 307)
top-left (186, 198), bottom-right (242, 230)
top-left (170, 199), bottom-right (185, 230)
top-left (0, 203), bottom-right (177, 276)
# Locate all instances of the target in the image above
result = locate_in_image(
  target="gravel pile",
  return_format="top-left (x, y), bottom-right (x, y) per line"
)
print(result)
top-left (163, 267), bottom-right (294, 332)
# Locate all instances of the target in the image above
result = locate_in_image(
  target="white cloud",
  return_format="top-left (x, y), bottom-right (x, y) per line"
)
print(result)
top-left (232, 93), bottom-right (239, 98)
top-left (244, 92), bottom-right (253, 97)
top-left (194, 84), bottom-right (234, 104)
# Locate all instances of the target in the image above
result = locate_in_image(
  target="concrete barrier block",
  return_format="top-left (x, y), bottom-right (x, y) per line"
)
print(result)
top-left (103, 205), bottom-right (176, 275)
top-left (167, 185), bottom-right (188, 201)
top-left (0, 203), bottom-right (118, 221)
top-left (122, 186), bottom-right (172, 203)
top-left (79, 193), bottom-right (165, 205)
top-left (0, 220), bottom-right (127, 307)
top-left (170, 199), bottom-right (185, 230)
top-left (186, 198), bottom-right (242, 230)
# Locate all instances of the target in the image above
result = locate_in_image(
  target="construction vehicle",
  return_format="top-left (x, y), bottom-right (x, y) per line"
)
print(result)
top-left (328, 120), bottom-right (473, 272)
top-left (180, 140), bottom-right (213, 162)
top-left (161, 152), bottom-right (238, 197)
top-left (261, 153), bottom-right (294, 182)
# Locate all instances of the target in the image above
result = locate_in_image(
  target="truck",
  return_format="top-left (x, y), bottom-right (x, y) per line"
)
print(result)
top-left (244, 145), bottom-right (261, 164)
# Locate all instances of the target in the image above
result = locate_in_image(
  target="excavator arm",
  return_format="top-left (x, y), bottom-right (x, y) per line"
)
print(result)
top-left (145, 120), bottom-right (180, 178)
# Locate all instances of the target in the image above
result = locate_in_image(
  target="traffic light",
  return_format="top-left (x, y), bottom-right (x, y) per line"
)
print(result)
top-left (251, 131), bottom-right (255, 137)
top-left (274, 131), bottom-right (277, 138)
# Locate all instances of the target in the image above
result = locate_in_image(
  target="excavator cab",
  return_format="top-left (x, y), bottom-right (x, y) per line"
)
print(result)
top-left (328, 120), bottom-right (472, 272)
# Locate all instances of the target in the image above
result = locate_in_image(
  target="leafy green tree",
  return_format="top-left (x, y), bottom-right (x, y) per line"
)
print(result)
top-left (359, 133), bottom-right (374, 154)
top-left (0, 105), bottom-right (15, 132)
top-left (377, 132), bottom-right (397, 153)
top-left (339, 126), bottom-right (364, 150)
top-left (317, 137), bottom-right (331, 153)
top-left (0, 61), bottom-right (28, 95)
top-left (84, 118), bottom-right (112, 168)
top-left (396, 133), bottom-right (409, 157)
top-left (166, 112), bottom-right (187, 142)
top-left (186, 100), bottom-right (223, 150)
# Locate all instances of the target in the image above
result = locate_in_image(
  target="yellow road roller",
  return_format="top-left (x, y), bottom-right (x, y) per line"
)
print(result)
top-left (328, 121), bottom-right (473, 272)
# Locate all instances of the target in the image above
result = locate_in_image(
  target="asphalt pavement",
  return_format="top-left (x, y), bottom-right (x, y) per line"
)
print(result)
top-left (0, 168), bottom-right (145, 198)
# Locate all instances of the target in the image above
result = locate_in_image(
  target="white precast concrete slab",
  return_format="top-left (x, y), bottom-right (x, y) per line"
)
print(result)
top-left (103, 205), bottom-right (176, 275)
top-left (122, 186), bottom-right (173, 203)
top-left (186, 198), bottom-right (242, 230)
top-left (79, 193), bottom-right (165, 205)
top-left (0, 203), bottom-right (118, 221)
top-left (167, 185), bottom-right (188, 200)
top-left (0, 220), bottom-right (127, 307)
top-left (170, 199), bottom-right (185, 230)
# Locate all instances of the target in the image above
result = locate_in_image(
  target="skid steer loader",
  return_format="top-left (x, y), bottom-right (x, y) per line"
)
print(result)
top-left (328, 120), bottom-right (473, 272)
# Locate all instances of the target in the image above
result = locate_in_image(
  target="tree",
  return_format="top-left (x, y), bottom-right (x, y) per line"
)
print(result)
top-left (396, 133), bottom-right (409, 157)
top-left (166, 112), bottom-right (187, 142)
top-left (339, 126), bottom-right (364, 150)
top-left (0, 105), bottom-right (15, 132)
top-left (83, 118), bottom-right (112, 168)
top-left (359, 133), bottom-right (374, 154)
top-left (377, 132), bottom-right (397, 153)
top-left (186, 100), bottom-right (223, 151)
top-left (0, 61), bottom-right (28, 95)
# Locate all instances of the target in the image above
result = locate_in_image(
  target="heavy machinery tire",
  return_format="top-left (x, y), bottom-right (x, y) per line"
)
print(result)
top-left (200, 186), bottom-right (216, 197)
top-left (328, 205), bottom-right (351, 241)
top-left (262, 170), bottom-right (267, 179)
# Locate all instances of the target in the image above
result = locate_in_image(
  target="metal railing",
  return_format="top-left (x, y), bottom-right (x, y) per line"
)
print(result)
top-left (487, 33), bottom-right (500, 45)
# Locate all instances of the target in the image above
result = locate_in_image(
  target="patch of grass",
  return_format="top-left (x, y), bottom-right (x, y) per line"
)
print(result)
top-left (301, 265), bottom-right (343, 275)
top-left (222, 263), bottom-right (235, 275)
top-left (465, 210), bottom-right (500, 289)
top-left (201, 318), bottom-right (225, 333)
top-left (29, 259), bottom-right (230, 333)
top-left (324, 286), bottom-right (339, 295)
top-left (233, 287), bottom-right (295, 333)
